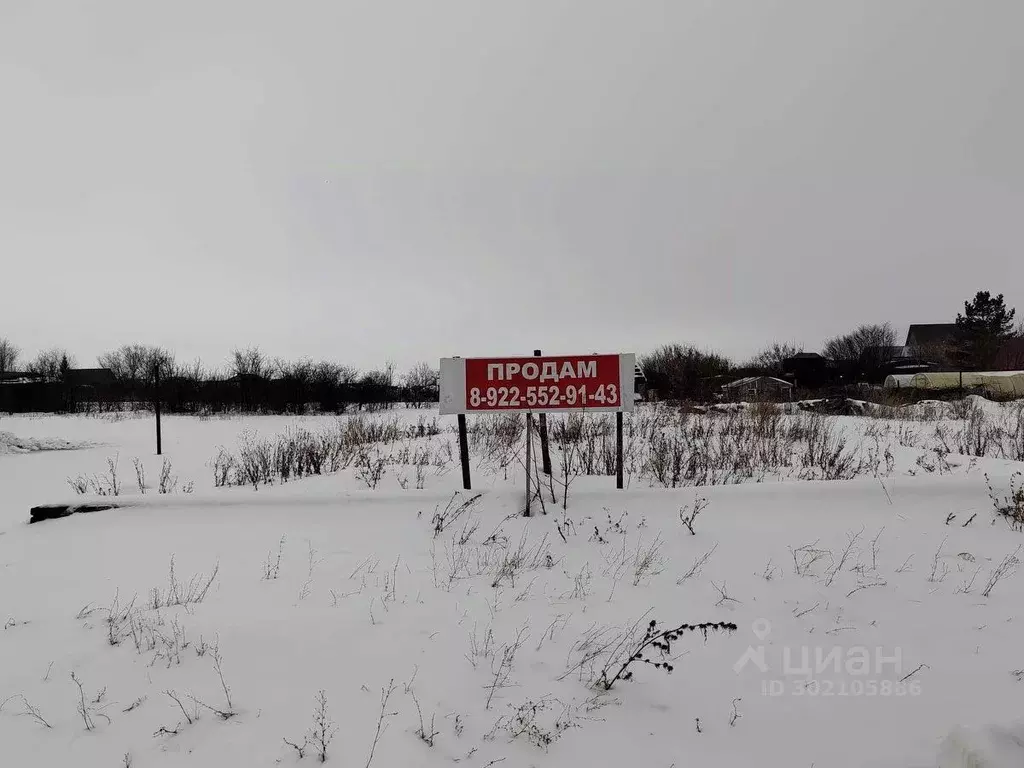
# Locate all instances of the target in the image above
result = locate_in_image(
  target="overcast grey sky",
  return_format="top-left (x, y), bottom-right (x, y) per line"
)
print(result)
top-left (2, 0), bottom-right (1021, 373)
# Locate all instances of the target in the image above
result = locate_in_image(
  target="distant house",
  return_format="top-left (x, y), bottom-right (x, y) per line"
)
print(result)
top-left (633, 361), bottom-right (648, 401)
top-left (0, 369), bottom-right (115, 387)
top-left (722, 376), bottom-right (794, 402)
top-left (66, 368), bottom-right (117, 387)
top-left (782, 352), bottom-right (837, 389)
top-left (904, 323), bottom-right (958, 364)
top-left (879, 357), bottom-right (935, 378)
top-left (993, 338), bottom-right (1024, 371)
top-left (861, 345), bottom-right (910, 362)
top-left (905, 324), bottom-right (957, 348)
top-left (0, 371), bottom-right (42, 385)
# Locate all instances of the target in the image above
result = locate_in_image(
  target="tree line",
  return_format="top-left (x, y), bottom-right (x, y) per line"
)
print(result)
top-left (1, 290), bottom-right (1020, 411)
top-left (638, 290), bottom-right (1021, 400)
top-left (0, 343), bottom-right (439, 414)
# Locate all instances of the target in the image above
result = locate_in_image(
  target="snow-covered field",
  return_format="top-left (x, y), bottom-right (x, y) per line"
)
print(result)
top-left (2, 403), bottom-right (1024, 767)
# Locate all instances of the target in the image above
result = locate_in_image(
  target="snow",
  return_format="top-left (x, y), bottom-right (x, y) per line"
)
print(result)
top-left (2, 404), bottom-right (1024, 768)
top-left (0, 430), bottom-right (88, 455)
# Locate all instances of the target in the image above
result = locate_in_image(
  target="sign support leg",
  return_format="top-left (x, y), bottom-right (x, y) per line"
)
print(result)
top-left (155, 365), bottom-right (162, 456)
top-left (616, 411), bottom-right (623, 489)
top-left (524, 411), bottom-right (533, 516)
top-left (534, 350), bottom-right (552, 475)
top-left (458, 414), bottom-right (471, 490)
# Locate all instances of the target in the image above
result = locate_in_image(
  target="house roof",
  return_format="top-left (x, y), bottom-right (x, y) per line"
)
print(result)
top-left (66, 368), bottom-right (116, 386)
top-left (905, 324), bottom-right (957, 347)
top-left (860, 345), bottom-right (909, 361)
top-left (0, 371), bottom-right (42, 385)
top-left (994, 338), bottom-right (1024, 369)
top-left (723, 376), bottom-right (793, 390)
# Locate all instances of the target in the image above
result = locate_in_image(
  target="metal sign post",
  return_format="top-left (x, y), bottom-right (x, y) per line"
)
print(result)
top-left (535, 350), bottom-right (552, 475)
top-left (155, 364), bottom-right (162, 456)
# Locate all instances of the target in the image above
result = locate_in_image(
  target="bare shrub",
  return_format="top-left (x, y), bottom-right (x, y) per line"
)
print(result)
top-left (67, 475), bottom-right (91, 495)
top-left (431, 492), bottom-right (483, 537)
top-left (408, 687), bottom-right (439, 747)
top-left (641, 409), bottom-right (874, 487)
top-left (561, 563), bottom-right (593, 600)
top-left (797, 419), bottom-right (861, 481)
top-left (164, 690), bottom-right (199, 726)
top-left (263, 536), bottom-right (285, 580)
top-left (790, 540), bottom-right (831, 577)
top-left (133, 458), bottom-right (147, 494)
top-left (679, 497), bottom-right (709, 534)
top-left (148, 556), bottom-right (220, 610)
top-left (71, 671), bottom-right (111, 730)
top-left (308, 690), bottom-right (337, 762)
top-left (824, 528), bottom-right (863, 587)
top-left (487, 696), bottom-right (580, 751)
top-left (105, 455), bottom-right (122, 496)
top-left (236, 431), bottom-right (274, 489)
top-left (469, 414), bottom-right (525, 470)
top-left (209, 637), bottom-right (233, 712)
top-left (987, 472), bottom-right (1024, 531)
top-left (211, 448), bottom-right (235, 487)
top-left (955, 405), bottom-right (996, 457)
top-left (677, 543), bottom-right (718, 584)
top-left (0, 694), bottom-right (52, 728)
top-left (982, 545), bottom-right (1021, 598)
top-left (356, 449), bottom-right (387, 489)
top-left (67, 455), bottom-right (125, 496)
top-left (491, 532), bottom-right (553, 588)
top-left (928, 537), bottom-right (950, 583)
top-left (564, 614), bottom-right (737, 691)
top-left (486, 625), bottom-right (530, 710)
top-left (158, 459), bottom-right (178, 494)
top-left (365, 680), bottom-right (397, 768)
top-left (465, 622), bottom-right (497, 669)
top-left (632, 535), bottom-right (666, 586)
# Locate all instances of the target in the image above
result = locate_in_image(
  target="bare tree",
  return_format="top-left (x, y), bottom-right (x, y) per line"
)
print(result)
top-left (639, 344), bottom-right (733, 400)
top-left (98, 344), bottom-right (146, 383)
top-left (404, 362), bottom-right (438, 390)
top-left (98, 346), bottom-right (173, 393)
top-left (745, 342), bottom-right (803, 374)
top-left (308, 361), bottom-right (356, 387)
top-left (404, 362), bottom-right (439, 407)
top-left (0, 337), bottom-right (19, 375)
top-left (823, 323), bottom-right (898, 380)
top-left (823, 323), bottom-right (897, 363)
top-left (174, 358), bottom-right (206, 384)
top-left (98, 344), bottom-right (173, 386)
top-left (27, 348), bottom-right (76, 382)
top-left (336, 364), bottom-right (359, 384)
top-left (230, 347), bottom-right (268, 379)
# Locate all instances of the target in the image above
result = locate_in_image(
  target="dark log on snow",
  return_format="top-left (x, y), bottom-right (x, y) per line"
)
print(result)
top-left (29, 503), bottom-right (117, 524)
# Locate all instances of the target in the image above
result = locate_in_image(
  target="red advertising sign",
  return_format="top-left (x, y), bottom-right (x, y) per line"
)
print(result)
top-left (439, 354), bottom-right (635, 414)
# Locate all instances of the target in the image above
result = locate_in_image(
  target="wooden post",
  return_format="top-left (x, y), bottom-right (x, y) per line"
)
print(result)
top-left (535, 349), bottom-right (552, 475)
top-left (457, 414), bottom-right (471, 490)
top-left (524, 410), bottom-right (533, 516)
top-left (155, 364), bottom-right (162, 456)
top-left (615, 411), bottom-right (624, 490)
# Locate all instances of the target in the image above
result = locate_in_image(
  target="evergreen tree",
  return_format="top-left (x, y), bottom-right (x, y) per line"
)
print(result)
top-left (953, 291), bottom-right (1016, 370)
